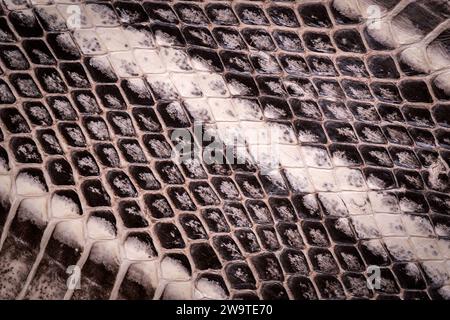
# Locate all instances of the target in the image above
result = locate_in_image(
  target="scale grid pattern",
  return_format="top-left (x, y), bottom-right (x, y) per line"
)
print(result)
top-left (0, 0), bottom-right (449, 300)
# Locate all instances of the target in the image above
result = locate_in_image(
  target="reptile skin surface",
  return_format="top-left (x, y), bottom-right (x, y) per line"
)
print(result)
top-left (0, 0), bottom-right (449, 300)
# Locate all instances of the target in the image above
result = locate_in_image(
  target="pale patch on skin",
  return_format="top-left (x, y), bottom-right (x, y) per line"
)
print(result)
top-left (333, 0), bottom-right (450, 75)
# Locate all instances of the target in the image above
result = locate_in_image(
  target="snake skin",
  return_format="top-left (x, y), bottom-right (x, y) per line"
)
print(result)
top-left (0, 0), bottom-right (449, 300)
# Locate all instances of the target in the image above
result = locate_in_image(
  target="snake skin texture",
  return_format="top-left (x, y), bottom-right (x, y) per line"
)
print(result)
top-left (0, 0), bottom-right (449, 300)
